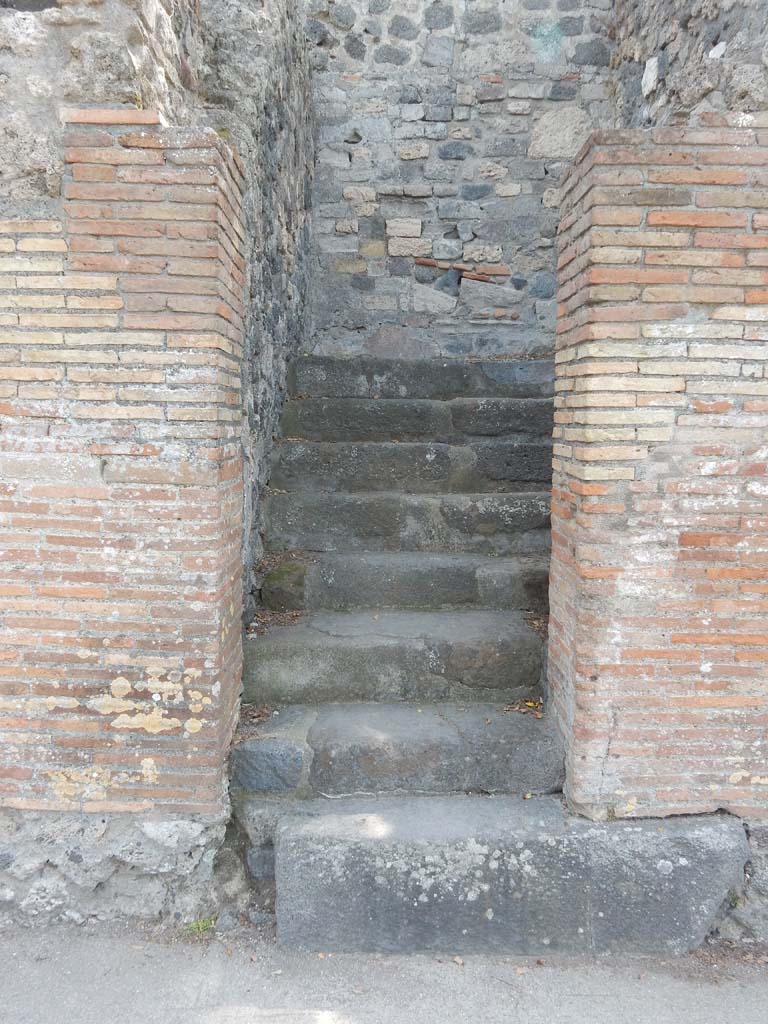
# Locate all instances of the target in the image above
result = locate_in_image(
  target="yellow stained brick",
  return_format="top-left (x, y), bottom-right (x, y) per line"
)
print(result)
top-left (17, 238), bottom-right (68, 253)
top-left (0, 258), bottom-right (63, 273)
top-left (642, 323), bottom-right (743, 339)
top-left (16, 274), bottom-right (118, 291)
top-left (638, 359), bottom-right (741, 376)
top-left (0, 331), bottom-right (63, 345)
top-left (565, 427), bottom-right (636, 442)
top-left (66, 296), bottom-right (124, 310)
top-left (636, 427), bottom-right (675, 441)
top-left (567, 463), bottom-right (636, 481)
top-left (689, 343), bottom-right (768, 360)
top-left (575, 342), bottom-right (687, 359)
top-left (68, 403), bottom-right (164, 420)
top-left (17, 384), bottom-right (58, 399)
top-left (573, 445), bottom-right (648, 461)
top-left (23, 348), bottom-right (118, 363)
top-left (572, 409), bottom-right (674, 425)
top-left (64, 332), bottom-right (165, 347)
top-left (67, 368), bottom-right (164, 383)
top-left (564, 360), bottom-right (639, 376)
top-left (0, 220), bottom-right (62, 234)
top-left (575, 375), bottom-right (686, 392)
top-left (588, 247), bottom-right (643, 265)
top-left (712, 305), bottom-right (768, 321)
top-left (0, 367), bottom-right (63, 381)
top-left (565, 393), bottom-right (637, 408)
top-left (0, 295), bottom-right (65, 309)
top-left (19, 314), bottom-right (119, 329)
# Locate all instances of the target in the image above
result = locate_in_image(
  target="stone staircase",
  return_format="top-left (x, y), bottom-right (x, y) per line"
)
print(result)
top-left (229, 355), bottom-right (747, 956)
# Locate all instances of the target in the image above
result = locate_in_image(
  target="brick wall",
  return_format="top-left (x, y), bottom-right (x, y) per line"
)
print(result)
top-left (0, 108), bottom-right (245, 817)
top-left (549, 114), bottom-right (768, 820)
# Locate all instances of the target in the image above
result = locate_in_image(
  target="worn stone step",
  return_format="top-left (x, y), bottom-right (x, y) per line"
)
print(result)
top-left (279, 397), bottom-right (552, 443)
top-left (231, 702), bottom-right (561, 799)
top-left (242, 610), bottom-right (543, 704)
top-left (270, 440), bottom-right (552, 493)
top-left (273, 794), bottom-right (749, 954)
top-left (260, 552), bottom-right (549, 613)
top-left (264, 491), bottom-right (550, 555)
top-left (290, 355), bottom-right (554, 400)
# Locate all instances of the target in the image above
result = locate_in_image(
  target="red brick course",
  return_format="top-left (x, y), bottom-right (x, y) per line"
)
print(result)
top-left (0, 109), bottom-right (246, 815)
top-left (549, 117), bottom-right (768, 820)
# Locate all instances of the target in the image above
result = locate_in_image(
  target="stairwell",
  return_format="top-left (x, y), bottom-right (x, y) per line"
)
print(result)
top-left (228, 354), bottom-right (745, 956)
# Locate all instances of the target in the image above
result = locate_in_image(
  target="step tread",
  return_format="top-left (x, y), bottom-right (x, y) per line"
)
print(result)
top-left (243, 609), bottom-right (544, 704)
top-left (280, 396), bottom-right (552, 443)
top-left (232, 702), bottom-right (562, 798)
top-left (290, 355), bottom-right (555, 399)
top-left (274, 793), bottom-right (749, 953)
top-left (270, 439), bottom-right (552, 494)
top-left (265, 490), bottom-right (551, 556)
top-left (249, 608), bottom-right (539, 644)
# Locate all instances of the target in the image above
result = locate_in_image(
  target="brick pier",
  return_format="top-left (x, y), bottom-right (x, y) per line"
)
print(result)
top-left (549, 117), bottom-right (768, 820)
top-left (0, 109), bottom-right (245, 816)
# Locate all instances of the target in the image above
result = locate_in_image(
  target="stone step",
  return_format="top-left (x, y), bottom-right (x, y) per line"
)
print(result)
top-left (231, 702), bottom-right (562, 798)
top-left (262, 552), bottom-right (548, 614)
top-left (290, 355), bottom-right (554, 400)
top-left (260, 552), bottom-right (550, 613)
top-left (242, 610), bottom-right (543, 704)
top-left (270, 440), bottom-right (552, 493)
top-left (273, 794), bottom-right (749, 954)
top-left (279, 397), bottom-right (553, 443)
top-left (264, 491), bottom-right (550, 555)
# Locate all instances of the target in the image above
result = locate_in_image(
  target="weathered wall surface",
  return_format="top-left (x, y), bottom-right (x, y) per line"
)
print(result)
top-left (0, 108), bottom-right (246, 922)
top-left (0, 0), bottom-right (313, 922)
top-left (307, 0), bottom-right (614, 359)
top-left (0, 0), bottom-right (205, 215)
top-left (549, 117), bottom-right (768, 821)
top-left (611, 0), bottom-right (768, 127)
top-left (198, 1), bottom-right (314, 608)
top-left (0, 0), bottom-right (314, 611)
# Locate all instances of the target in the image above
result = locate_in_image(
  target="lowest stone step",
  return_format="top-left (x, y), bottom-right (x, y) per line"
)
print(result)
top-left (274, 794), bottom-right (748, 954)
top-left (242, 610), bottom-right (543, 704)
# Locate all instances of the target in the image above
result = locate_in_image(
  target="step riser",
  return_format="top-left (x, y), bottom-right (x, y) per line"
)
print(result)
top-left (262, 556), bottom-right (549, 613)
top-left (243, 633), bottom-right (543, 706)
top-left (280, 398), bottom-right (553, 443)
top-left (270, 441), bottom-right (552, 494)
top-left (265, 493), bottom-right (551, 556)
top-left (274, 798), bottom-right (749, 954)
top-left (231, 706), bottom-right (561, 799)
top-left (290, 356), bottom-right (555, 400)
